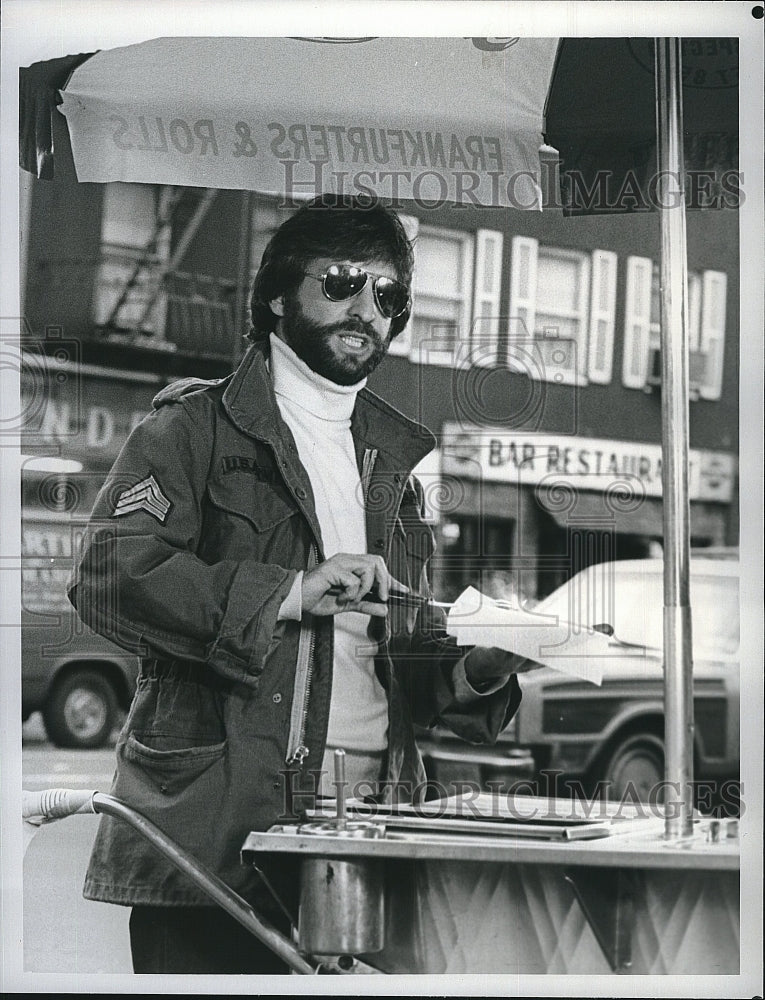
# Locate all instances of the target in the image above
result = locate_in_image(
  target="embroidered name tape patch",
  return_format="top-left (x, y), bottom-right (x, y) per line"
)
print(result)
top-left (113, 474), bottom-right (172, 524)
top-left (220, 455), bottom-right (277, 482)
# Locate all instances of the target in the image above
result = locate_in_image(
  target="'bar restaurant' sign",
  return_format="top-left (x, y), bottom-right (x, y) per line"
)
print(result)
top-left (441, 424), bottom-right (736, 504)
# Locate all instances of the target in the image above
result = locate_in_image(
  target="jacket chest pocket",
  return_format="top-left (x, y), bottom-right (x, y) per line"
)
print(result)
top-left (201, 476), bottom-right (300, 561)
top-left (207, 476), bottom-right (297, 529)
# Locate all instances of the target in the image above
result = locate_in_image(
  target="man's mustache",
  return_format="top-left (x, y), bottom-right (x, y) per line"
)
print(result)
top-left (326, 319), bottom-right (379, 341)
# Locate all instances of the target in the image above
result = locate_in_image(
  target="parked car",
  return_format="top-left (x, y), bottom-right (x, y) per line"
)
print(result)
top-left (417, 553), bottom-right (740, 806)
top-left (21, 516), bottom-right (139, 748)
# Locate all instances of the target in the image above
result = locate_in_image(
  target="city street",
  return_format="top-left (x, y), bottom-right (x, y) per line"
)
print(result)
top-left (21, 716), bottom-right (131, 974)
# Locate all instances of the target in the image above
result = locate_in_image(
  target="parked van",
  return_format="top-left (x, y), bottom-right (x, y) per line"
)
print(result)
top-left (21, 514), bottom-right (139, 748)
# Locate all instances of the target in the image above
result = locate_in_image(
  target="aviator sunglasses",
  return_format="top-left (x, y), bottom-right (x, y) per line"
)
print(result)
top-left (302, 263), bottom-right (410, 320)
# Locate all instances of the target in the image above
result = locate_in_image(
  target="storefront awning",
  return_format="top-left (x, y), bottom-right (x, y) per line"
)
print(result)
top-left (536, 487), bottom-right (663, 536)
top-left (538, 489), bottom-right (726, 542)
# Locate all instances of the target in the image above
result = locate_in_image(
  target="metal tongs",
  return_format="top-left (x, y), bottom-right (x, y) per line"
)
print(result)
top-left (326, 585), bottom-right (452, 609)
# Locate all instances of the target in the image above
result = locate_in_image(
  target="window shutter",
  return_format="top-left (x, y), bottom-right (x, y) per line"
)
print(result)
top-left (587, 250), bottom-right (617, 384)
top-left (388, 213), bottom-right (419, 356)
top-left (622, 256), bottom-right (653, 388)
top-left (508, 236), bottom-right (538, 369)
top-left (471, 229), bottom-right (504, 363)
top-left (699, 270), bottom-right (727, 400)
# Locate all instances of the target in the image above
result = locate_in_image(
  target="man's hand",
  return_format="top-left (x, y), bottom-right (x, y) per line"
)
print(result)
top-left (463, 645), bottom-right (545, 689)
top-left (301, 553), bottom-right (408, 617)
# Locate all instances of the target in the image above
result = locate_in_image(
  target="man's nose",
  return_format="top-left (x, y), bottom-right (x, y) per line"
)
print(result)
top-left (348, 280), bottom-right (379, 323)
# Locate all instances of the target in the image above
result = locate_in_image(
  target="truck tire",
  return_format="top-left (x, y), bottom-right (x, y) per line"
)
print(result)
top-left (42, 668), bottom-right (119, 749)
top-left (599, 732), bottom-right (665, 804)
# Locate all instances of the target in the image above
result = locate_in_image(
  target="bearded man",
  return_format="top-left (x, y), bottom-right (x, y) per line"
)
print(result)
top-left (69, 194), bottom-right (537, 974)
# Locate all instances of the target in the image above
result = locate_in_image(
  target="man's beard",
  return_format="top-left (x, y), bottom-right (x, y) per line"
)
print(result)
top-left (281, 295), bottom-right (392, 385)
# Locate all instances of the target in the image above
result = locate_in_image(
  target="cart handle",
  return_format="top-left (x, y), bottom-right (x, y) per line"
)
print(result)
top-left (22, 788), bottom-right (317, 975)
top-left (22, 787), bottom-right (96, 824)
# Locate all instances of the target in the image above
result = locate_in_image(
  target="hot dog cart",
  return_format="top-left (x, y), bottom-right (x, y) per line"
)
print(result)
top-left (241, 791), bottom-right (740, 976)
top-left (23, 784), bottom-right (739, 976)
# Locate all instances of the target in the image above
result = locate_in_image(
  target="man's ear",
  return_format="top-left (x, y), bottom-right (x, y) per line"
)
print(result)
top-left (270, 295), bottom-right (285, 318)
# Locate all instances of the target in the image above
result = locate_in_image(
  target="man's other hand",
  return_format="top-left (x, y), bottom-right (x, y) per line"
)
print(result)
top-left (463, 645), bottom-right (545, 689)
top-left (301, 553), bottom-right (408, 617)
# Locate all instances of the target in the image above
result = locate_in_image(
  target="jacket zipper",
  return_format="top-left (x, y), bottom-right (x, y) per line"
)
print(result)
top-left (285, 449), bottom-right (391, 769)
top-left (360, 447), bottom-right (378, 504)
top-left (285, 622), bottom-right (314, 768)
top-left (285, 542), bottom-right (318, 769)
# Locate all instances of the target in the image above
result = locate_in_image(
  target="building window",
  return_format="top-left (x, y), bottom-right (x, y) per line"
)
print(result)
top-left (507, 237), bottom-right (617, 385)
top-left (622, 256), bottom-right (727, 400)
top-left (534, 247), bottom-right (590, 384)
top-left (407, 225), bottom-right (475, 365)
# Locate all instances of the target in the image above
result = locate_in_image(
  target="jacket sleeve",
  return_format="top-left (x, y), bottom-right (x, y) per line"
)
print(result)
top-left (388, 477), bottom-right (522, 745)
top-left (392, 597), bottom-right (522, 746)
top-left (67, 399), bottom-right (297, 688)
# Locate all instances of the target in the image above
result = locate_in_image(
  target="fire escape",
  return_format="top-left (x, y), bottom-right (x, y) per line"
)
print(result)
top-left (99, 187), bottom-right (240, 361)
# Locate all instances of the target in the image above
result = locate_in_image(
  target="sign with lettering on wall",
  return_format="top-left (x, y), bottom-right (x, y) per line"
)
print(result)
top-left (20, 366), bottom-right (158, 466)
top-left (441, 424), bottom-right (736, 504)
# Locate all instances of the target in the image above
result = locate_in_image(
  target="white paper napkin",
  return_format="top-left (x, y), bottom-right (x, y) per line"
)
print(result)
top-left (445, 586), bottom-right (634, 685)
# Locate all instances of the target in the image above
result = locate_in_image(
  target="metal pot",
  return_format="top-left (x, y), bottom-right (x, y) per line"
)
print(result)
top-left (297, 820), bottom-right (385, 956)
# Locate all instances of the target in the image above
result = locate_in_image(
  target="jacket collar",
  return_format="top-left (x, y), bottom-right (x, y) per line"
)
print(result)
top-left (352, 388), bottom-right (435, 474)
top-left (222, 339), bottom-right (436, 475)
top-left (222, 340), bottom-right (283, 445)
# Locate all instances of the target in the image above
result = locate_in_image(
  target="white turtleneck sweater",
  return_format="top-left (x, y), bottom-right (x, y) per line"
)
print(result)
top-left (270, 334), bottom-right (389, 760)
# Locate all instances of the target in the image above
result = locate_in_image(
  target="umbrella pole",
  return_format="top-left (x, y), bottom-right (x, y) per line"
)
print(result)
top-left (654, 38), bottom-right (694, 839)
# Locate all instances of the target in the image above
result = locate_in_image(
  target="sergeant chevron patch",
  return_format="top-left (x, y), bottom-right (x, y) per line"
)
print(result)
top-left (113, 474), bottom-right (172, 524)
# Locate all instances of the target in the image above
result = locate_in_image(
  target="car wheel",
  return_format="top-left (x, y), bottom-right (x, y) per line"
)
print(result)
top-left (42, 668), bottom-right (119, 749)
top-left (600, 732), bottom-right (665, 804)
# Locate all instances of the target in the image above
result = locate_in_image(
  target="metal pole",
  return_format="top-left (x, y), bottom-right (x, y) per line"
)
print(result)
top-left (654, 38), bottom-right (694, 838)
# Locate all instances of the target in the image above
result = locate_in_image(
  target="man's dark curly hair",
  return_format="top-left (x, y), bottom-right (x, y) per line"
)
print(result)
top-left (247, 193), bottom-right (414, 342)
